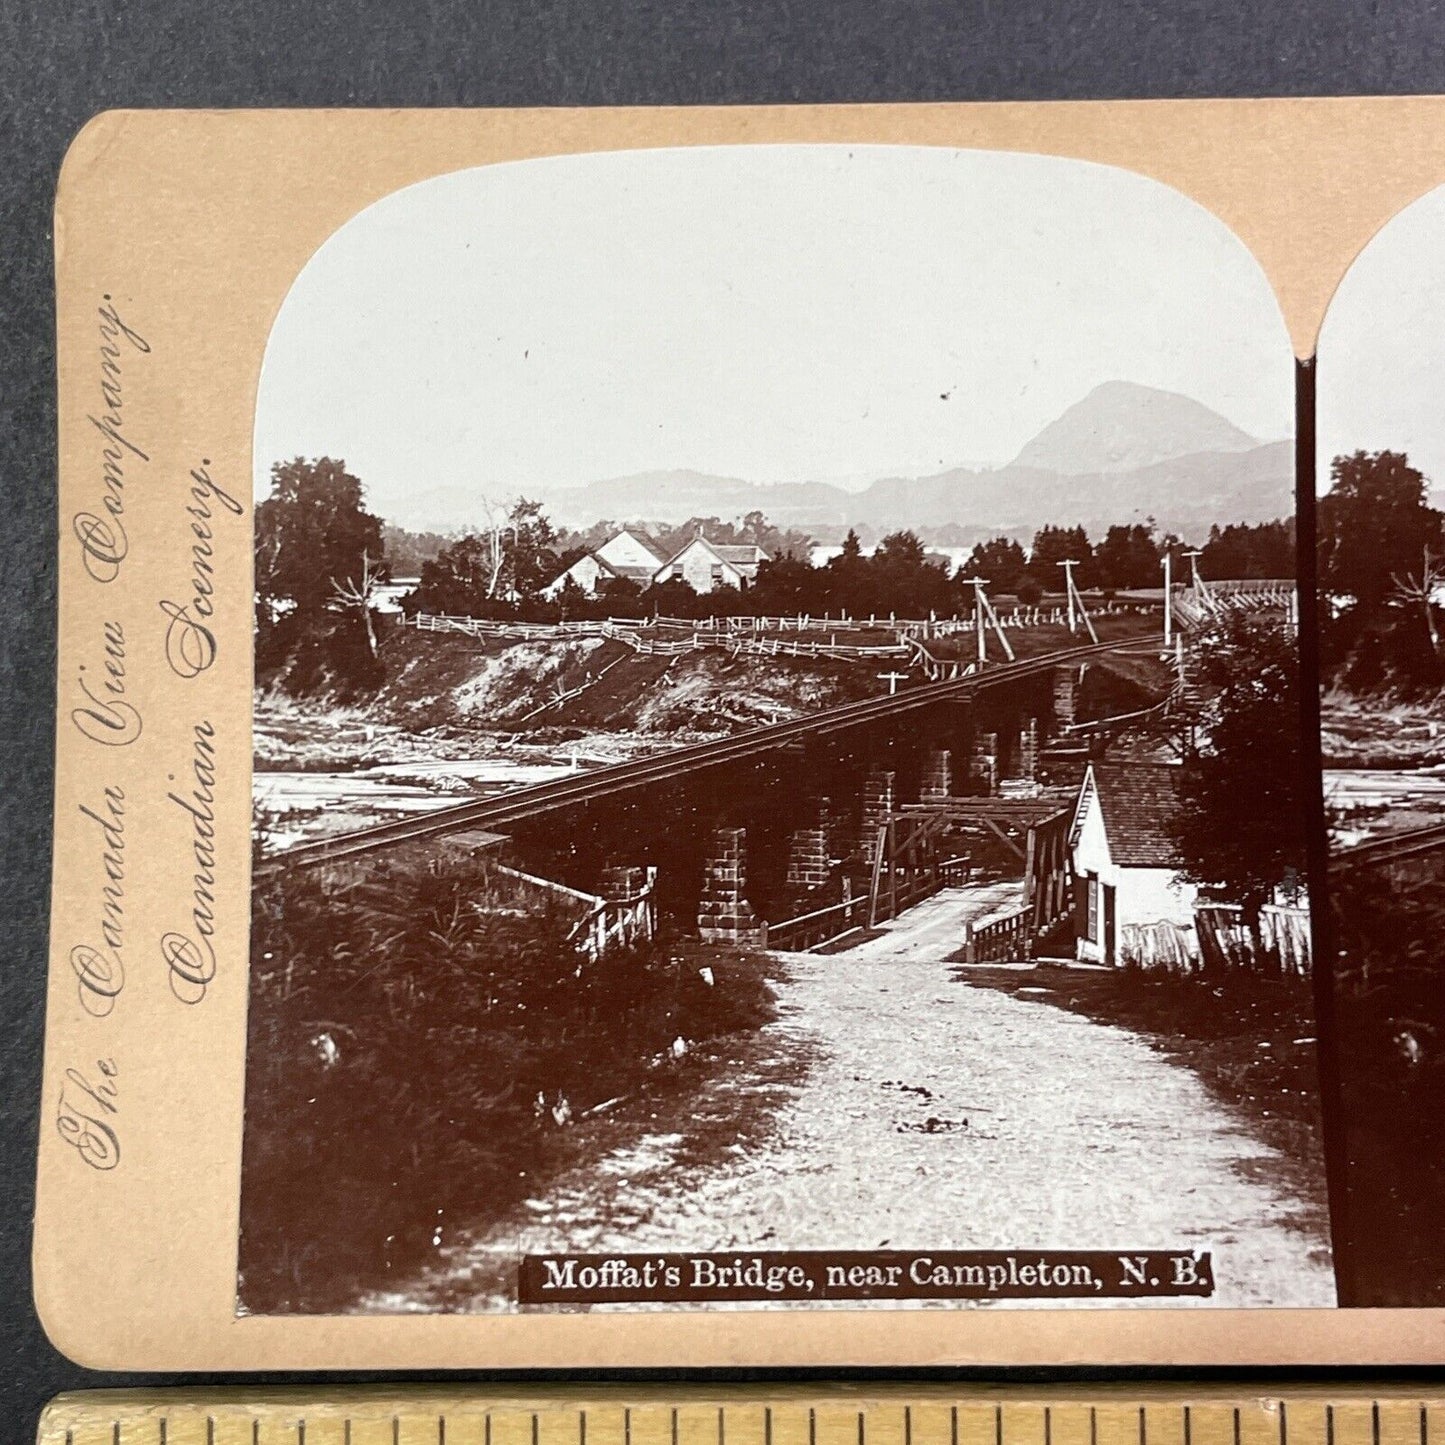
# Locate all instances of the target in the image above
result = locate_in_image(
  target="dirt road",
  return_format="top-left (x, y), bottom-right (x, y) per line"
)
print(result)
top-left (369, 887), bottom-right (1336, 1312)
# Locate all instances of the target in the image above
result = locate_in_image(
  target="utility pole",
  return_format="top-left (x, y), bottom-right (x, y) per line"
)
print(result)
top-left (1182, 548), bottom-right (1210, 622)
top-left (1055, 558), bottom-right (1098, 643)
top-left (1183, 548), bottom-right (1204, 594)
top-left (1162, 550), bottom-right (1173, 648)
top-left (1057, 559), bottom-right (1079, 633)
top-left (969, 577), bottom-right (1016, 663)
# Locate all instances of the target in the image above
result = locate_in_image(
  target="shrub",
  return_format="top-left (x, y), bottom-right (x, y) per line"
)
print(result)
top-left (238, 854), bottom-right (776, 1311)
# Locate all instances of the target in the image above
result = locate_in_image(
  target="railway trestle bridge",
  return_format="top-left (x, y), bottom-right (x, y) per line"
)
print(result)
top-left (255, 581), bottom-right (1294, 959)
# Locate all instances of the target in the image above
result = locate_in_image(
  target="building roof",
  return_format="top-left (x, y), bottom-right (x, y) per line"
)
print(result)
top-left (574, 554), bottom-right (621, 579)
top-left (1077, 762), bottom-right (1184, 869)
top-left (542, 552), bottom-right (618, 593)
top-left (604, 527), bottom-right (667, 564)
top-left (661, 535), bottom-right (769, 569)
top-left (713, 543), bottom-right (768, 565)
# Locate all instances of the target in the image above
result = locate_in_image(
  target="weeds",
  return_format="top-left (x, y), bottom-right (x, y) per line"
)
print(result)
top-left (238, 854), bottom-right (776, 1313)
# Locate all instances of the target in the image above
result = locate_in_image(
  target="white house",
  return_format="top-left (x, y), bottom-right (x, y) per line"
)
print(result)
top-left (542, 528), bottom-right (667, 598)
top-left (654, 536), bottom-right (768, 594)
top-left (594, 527), bottom-right (668, 580)
top-left (542, 551), bottom-right (623, 598)
top-left (1068, 760), bottom-right (1198, 966)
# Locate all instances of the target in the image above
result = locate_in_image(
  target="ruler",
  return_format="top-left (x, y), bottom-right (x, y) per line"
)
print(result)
top-left (34, 1387), bottom-right (1442, 1445)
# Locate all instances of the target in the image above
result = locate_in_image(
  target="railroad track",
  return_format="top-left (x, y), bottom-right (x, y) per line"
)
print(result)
top-left (1328, 820), bottom-right (1445, 873)
top-left (254, 635), bottom-right (1162, 879)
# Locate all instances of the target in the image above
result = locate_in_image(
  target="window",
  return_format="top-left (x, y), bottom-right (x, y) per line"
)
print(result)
top-left (1086, 876), bottom-right (1100, 941)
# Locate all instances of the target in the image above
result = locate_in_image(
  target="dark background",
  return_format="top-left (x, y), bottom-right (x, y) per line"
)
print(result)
top-left (6, 1), bottom-right (1445, 1436)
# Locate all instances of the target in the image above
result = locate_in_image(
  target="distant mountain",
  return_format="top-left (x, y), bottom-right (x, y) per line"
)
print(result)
top-left (853, 441), bottom-right (1292, 539)
top-left (1010, 381), bottom-right (1260, 474)
top-left (544, 470), bottom-right (857, 530)
top-left (386, 383), bottom-right (1290, 542)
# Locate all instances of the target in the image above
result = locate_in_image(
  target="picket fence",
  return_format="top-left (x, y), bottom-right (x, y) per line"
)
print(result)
top-left (1120, 902), bottom-right (1311, 976)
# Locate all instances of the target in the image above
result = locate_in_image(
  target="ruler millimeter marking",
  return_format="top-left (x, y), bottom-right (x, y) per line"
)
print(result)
top-left (38, 1389), bottom-right (1445, 1445)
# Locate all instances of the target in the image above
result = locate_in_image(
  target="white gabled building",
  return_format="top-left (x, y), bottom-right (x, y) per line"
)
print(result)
top-left (542, 527), bottom-right (667, 598)
top-left (544, 528), bottom-right (770, 598)
top-left (594, 527), bottom-right (668, 580)
top-left (653, 536), bottom-right (768, 594)
top-left (1068, 760), bottom-right (1198, 966)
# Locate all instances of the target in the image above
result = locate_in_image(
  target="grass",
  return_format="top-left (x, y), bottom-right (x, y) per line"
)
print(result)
top-left (237, 852), bottom-right (778, 1313)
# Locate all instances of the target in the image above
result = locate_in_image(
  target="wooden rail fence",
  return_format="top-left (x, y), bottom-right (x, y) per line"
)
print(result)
top-left (490, 863), bottom-right (657, 960)
top-left (961, 905), bottom-right (1033, 963)
top-left (404, 603), bottom-right (1162, 679)
top-left (766, 893), bottom-right (869, 953)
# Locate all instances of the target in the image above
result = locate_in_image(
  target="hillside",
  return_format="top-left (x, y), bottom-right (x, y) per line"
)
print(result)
top-left (254, 630), bottom-right (883, 774)
top-left (857, 441), bottom-right (1292, 537)
top-left (389, 382), bottom-right (1289, 541)
top-left (1009, 380), bottom-right (1259, 473)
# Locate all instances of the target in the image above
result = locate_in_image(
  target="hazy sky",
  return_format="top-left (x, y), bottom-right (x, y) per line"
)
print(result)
top-left (1319, 182), bottom-right (1445, 497)
top-left (255, 145), bottom-right (1293, 517)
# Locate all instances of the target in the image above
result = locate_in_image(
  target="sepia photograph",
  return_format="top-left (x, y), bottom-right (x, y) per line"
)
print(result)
top-left (1316, 180), bottom-right (1445, 1307)
top-left (237, 145), bottom-right (1334, 1315)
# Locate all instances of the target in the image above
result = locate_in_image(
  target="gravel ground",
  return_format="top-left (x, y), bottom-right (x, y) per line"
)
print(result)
top-left (367, 888), bottom-right (1336, 1313)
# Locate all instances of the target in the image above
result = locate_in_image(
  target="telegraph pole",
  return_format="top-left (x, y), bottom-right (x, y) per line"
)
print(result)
top-left (1183, 548), bottom-right (1204, 594)
top-left (1182, 548), bottom-right (1211, 622)
top-left (1057, 559), bottom-right (1079, 633)
top-left (1055, 557), bottom-right (1099, 643)
top-left (1162, 551), bottom-right (1173, 648)
top-left (972, 577), bottom-right (988, 663)
top-left (968, 577), bottom-right (1015, 663)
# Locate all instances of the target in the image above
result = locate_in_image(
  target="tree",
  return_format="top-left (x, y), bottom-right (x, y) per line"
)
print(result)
top-left (1318, 452), bottom-right (1444, 689)
top-left (406, 498), bottom-right (561, 616)
top-left (874, 530), bottom-right (928, 568)
top-left (1319, 451), bottom-right (1439, 612)
top-left (750, 554), bottom-right (826, 616)
top-left (1199, 519), bottom-right (1295, 581)
top-left (501, 498), bottom-right (561, 599)
top-left (253, 458), bottom-right (387, 696)
top-left (1092, 523), bottom-right (1160, 590)
top-left (869, 530), bottom-right (953, 616)
top-left (824, 529), bottom-right (874, 617)
top-left (1026, 524), bottom-right (1094, 590)
top-left (256, 458), bottom-right (384, 620)
top-left (1390, 546), bottom-right (1445, 656)
top-left (1015, 576), bottom-right (1044, 606)
top-left (409, 532), bottom-right (512, 616)
top-left (470, 496), bottom-right (514, 602)
top-left (331, 550), bottom-right (385, 658)
top-left (1171, 611), bottom-right (1306, 959)
top-left (960, 536), bottom-right (1027, 592)
top-left (656, 512), bottom-right (812, 561)
top-left (380, 523), bottom-right (452, 578)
